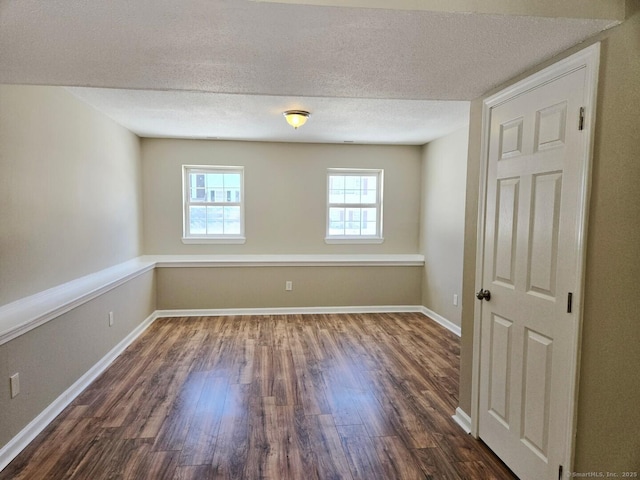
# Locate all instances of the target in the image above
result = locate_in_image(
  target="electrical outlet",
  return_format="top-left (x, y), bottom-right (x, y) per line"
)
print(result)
top-left (285, 281), bottom-right (293, 291)
top-left (108, 311), bottom-right (114, 327)
top-left (10, 373), bottom-right (20, 398)
top-left (453, 294), bottom-right (459, 306)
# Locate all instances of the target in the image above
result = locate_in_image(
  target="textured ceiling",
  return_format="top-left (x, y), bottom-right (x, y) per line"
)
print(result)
top-left (66, 89), bottom-right (471, 144)
top-left (0, 0), bottom-right (618, 144)
top-left (255, 0), bottom-right (626, 20)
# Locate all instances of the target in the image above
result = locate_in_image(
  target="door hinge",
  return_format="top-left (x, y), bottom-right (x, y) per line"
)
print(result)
top-left (567, 293), bottom-right (573, 313)
top-left (559, 465), bottom-right (564, 479)
top-left (578, 107), bottom-right (585, 130)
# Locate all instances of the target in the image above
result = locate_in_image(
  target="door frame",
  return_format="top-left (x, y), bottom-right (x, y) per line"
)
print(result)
top-left (469, 43), bottom-right (600, 472)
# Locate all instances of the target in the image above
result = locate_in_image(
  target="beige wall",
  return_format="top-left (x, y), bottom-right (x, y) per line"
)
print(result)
top-left (0, 271), bottom-right (156, 448)
top-left (460, 3), bottom-right (640, 472)
top-left (574, 1), bottom-right (640, 470)
top-left (157, 265), bottom-right (421, 310)
top-left (0, 85), bottom-right (155, 453)
top-left (0, 85), bottom-right (143, 305)
top-left (143, 140), bottom-right (423, 313)
top-left (419, 127), bottom-right (469, 326)
top-left (141, 139), bottom-right (422, 255)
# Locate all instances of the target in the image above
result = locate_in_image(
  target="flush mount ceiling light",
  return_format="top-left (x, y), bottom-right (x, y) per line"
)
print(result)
top-left (283, 110), bottom-right (310, 129)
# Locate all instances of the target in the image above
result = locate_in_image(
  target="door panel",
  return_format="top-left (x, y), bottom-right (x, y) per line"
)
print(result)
top-left (488, 314), bottom-right (513, 427)
top-left (535, 102), bottom-right (567, 152)
top-left (494, 178), bottom-right (520, 288)
top-left (500, 118), bottom-right (524, 159)
top-left (527, 172), bottom-right (562, 298)
top-left (521, 328), bottom-right (553, 460)
top-left (478, 66), bottom-right (589, 479)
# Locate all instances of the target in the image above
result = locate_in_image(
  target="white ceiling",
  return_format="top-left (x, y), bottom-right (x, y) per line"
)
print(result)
top-left (0, 0), bottom-right (619, 144)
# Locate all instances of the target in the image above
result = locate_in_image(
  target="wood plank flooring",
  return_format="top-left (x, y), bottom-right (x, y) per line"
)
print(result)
top-left (1, 313), bottom-right (517, 479)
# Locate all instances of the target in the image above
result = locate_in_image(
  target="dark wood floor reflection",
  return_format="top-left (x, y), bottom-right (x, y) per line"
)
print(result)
top-left (1, 313), bottom-right (516, 479)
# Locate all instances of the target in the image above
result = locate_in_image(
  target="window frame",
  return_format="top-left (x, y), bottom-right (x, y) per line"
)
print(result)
top-left (182, 165), bottom-right (246, 244)
top-left (325, 168), bottom-right (384, 244)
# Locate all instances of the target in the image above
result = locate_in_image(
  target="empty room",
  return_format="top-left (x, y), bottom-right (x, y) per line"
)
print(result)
top-left (1, 1), bottom-right (638, 479)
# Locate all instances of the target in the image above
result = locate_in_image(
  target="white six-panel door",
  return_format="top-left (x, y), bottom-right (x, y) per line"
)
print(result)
top-left (477, 51), bottom-right (597, 480)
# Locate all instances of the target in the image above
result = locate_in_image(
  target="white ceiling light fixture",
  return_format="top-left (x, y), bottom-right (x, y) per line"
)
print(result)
top-left (283, 110), bottom-right (310, 129)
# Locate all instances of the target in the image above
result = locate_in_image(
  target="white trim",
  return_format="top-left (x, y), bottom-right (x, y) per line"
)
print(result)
top-left (182, 165), bottom-right (245, 241)
top-left (0, 258), bottom-right (155, 346)
top-left (0, 254), bottom-right (423, 346)
top-left (452, 407), bottom-right (472, 434)
top-left (155, 305), bottom-right (424, 318)
top-left (324, 237), bottom-right (384, 244)
top-left (420, 306), bottom-right (461, 337)
top-left (181, 236), bottom-right (246, 245)
top-left (0, 311), bottom-right (159, 472)
top-left (470, 53), bottom-right (494, 437)
top-left (565, 43), bottom-right (601, 474)
top-left (470, 44), bottom-right (600, 471)
top-left (326, 168), bottom-right (384, 240)
top-left (146, 254), bottom-right (424, 268)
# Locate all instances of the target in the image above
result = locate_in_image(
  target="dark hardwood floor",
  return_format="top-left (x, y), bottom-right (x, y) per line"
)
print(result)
top-left (1, 313), bottom-right (516, 479)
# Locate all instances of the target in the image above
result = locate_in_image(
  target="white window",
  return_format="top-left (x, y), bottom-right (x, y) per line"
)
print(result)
top-left (182, 165), bottom-right (245, 244)
top-left (326, 168), bottom-right (383, 243)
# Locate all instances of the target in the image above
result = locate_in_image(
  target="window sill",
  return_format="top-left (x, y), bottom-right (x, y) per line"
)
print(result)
top-left (324, 237), bottom-right (384, 245)
top-left (148, 253), bottom-right (422, 267)
top-left (182, 237), bottom-right (246, 245)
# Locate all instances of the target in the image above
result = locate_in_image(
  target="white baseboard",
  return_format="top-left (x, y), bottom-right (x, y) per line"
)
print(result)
top-left (156, 306), bottom-right (462, 338)
top-left (452, 407), bottom-right (472, 434)
top-left (420, 306), bottom-right (461, 337)
top-left (0, 311), bottom-right (159, 472)
top-left (155, 305), bottom-right (424, 318)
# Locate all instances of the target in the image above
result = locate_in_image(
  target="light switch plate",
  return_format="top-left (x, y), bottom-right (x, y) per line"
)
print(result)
top-left (10, 373), bottom-right (19, 398)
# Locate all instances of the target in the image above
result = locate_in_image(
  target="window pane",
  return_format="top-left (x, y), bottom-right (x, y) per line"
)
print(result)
top-left (329, 175), bottom-right (345, 203)
top-left (223, 173), bottom-right (241, 188)
top-left (189, 206), bottom-right (207, 234)
top-left (344, 176), bottom-right (360, 189)
top-left (361, 208), bottom-right (377, 235)
top-left (361, 176), bottom-right (377, 204)
top-left (344, 188), bottom-right (361, 204)
top-left (222, 173), bottom-right (240, 203)
top-left (330, 175), bottom-right (345, 190)
top-left (190, 174), bottom-right (206, 202)
top-left (329, 188), bottom-right (344, 204)
top-left (329, 208), bottom-right (344, 222)
top-left (206, 189), bottom-right (219, 202)
top-left (345, 207), bottom-right (361, 235)
top-left (190, 188), bottom-right (206, 202)
top-left (223, 206), bottom-right (241, 234)
top-left (363, 176), bottom-right (377, 190)
top-left (329, 207), bottom-right (345, 235)
top-left (207, 173), bottom-right (224, 188)
top-left (195, 174), bottom-right (205, 188)
top-left (206, 206), bottom-right (224, 234)
top-left (221, 187), bottom-right (239, 203)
